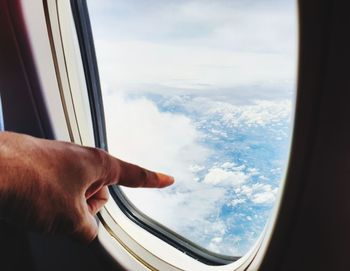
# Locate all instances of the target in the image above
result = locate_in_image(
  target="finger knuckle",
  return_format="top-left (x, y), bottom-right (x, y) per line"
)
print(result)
top-left (89, 148), bottom-right (111, 178)
top-left (138, 168), bottom-right (150, 187)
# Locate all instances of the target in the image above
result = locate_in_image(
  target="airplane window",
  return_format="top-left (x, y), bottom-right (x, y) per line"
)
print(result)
top-left (86, 0), bottom-right (297, 257)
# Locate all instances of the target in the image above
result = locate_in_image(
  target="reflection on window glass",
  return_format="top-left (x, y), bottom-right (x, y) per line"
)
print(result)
top-left (87, 0), bottom-right (297, 256)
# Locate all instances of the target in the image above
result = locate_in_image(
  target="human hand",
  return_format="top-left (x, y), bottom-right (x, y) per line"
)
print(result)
top-left (0, 132), bottom-right (174, 242)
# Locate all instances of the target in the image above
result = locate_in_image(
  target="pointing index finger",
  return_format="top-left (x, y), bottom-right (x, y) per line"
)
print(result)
top-left (107, 156), bottom-right (175, 188)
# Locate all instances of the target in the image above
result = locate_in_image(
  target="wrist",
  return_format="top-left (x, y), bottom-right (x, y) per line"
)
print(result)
top-left (0, 132), bottom-right (30, 222)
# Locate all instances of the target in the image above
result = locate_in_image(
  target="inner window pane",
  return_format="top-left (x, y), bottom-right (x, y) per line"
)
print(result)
top-left (87, 0), bottom-right (297, 256)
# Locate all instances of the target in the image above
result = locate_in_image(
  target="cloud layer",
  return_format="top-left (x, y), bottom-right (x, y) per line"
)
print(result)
top-left (104, 92), bottom-right (292, 255)
top-left (87, 0), bottom-right (297, 256)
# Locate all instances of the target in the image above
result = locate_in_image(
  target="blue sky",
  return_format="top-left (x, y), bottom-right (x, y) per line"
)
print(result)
top-left (87, 0), bottom-right (297, 256)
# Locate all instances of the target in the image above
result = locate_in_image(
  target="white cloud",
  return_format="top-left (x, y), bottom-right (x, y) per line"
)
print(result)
top-left (104, 92), bottom-right (209, 185)
top-left (221, 162), bottom-right (237, 169)
top-left (203, 167), bottom-right (248, 186)
top-left (237, 183), bottom-right (278, 205)
top-left (88, 0), bottom-right (297, 54)
top-left (250, 184), bottom-right (278, 204)
top-left (186, 98), bottom-right (292, 128)
top-left (95, 40), bottom-right (295, 94)
top-left (122, 185), bottom-right (229, 242)
top-left (189, 164), bottom-right (205, 173)
top-left (235, 100), bottom-right (292, 127)
top-left (251, 191), bottom-right (276, 204)
top-left (229, 198), bottom-right (246, 207)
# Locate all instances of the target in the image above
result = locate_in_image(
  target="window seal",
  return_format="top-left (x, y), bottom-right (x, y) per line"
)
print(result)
top-left (70, 0), bottom-right (239, 266)
top-left (69, 0), bottom-right (107, 149)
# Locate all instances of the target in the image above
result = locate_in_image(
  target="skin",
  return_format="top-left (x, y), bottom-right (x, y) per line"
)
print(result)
top-left (0, 131), bottom-right (174, 242)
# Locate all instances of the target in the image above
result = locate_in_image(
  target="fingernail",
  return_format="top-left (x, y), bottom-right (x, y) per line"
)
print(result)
top-left (156, 173), bottom-right (175, 187)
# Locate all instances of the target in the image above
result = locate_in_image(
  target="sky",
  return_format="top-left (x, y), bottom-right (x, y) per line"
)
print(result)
top-left (87, 0), bottom-right (297, 257)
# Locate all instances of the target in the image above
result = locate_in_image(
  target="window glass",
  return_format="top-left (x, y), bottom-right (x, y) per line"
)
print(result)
top-left (87, 0), bottom-right (297, 256)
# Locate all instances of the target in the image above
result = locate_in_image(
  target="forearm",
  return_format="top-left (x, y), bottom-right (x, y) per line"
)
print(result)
top-left (0, 132), bottom-right (36, 224)
top-left (0, 132), bottom-right (17, 219)
top-left (0, 132), bottom-right (13, 194)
